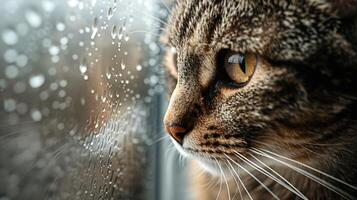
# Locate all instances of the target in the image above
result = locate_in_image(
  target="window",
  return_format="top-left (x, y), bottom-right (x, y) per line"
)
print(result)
top-left (0, 0), bottom-right (186, 199)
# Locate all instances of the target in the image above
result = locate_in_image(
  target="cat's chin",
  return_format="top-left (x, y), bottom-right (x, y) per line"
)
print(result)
top-left (171, 138), bottom-right (235, 177)
top-left (196, 160), bottom-right (224, 176)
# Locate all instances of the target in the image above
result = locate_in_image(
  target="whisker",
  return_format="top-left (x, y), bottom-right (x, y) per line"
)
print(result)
top-left (164, 145), bottom-right (177, 161)
top-left (197, 168), bottom-right (217, 190)
top-left (43, 169), bottom-right (61, 200)
top-left (157, 0), bottom-right (171, 14)
top-left (246, 152), bottom-right (308, 200)
top-left (0, 125), bottom-right (41, 141)
top-left (132, 7), bottom-right (168, 26)
top-left (0, 129), bottom-right (28, 141)
top-left (0, 120), bottom-right (37, 128)
top-left (257, 147), bottom-right (357, 191)
top-left (27, 142), bottom-right (69, 174)
top-left (148, 135), bottom-right (169, 146)
top-left (304, 142), bottom-right (353, 147)
top-left (252, 148), bottom-right (354, 200)
top-left (214, 157), bottom-right (231, 200)
top-left (226, 157), bottom-right (253, 200)
top-left (224, 161), bottom-right (241, 200)
top-left (226, 153), bottom-right (280, 200)
top-left (128, 30), bottom-right (164, 38)
top-left (178, 152), bottom-right (187, 169)
top-left (214, 158), bottom-right (223, 200)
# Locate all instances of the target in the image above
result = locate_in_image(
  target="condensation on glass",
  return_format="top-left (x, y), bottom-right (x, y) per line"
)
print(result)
top-left (0, 0), bottom-right (172, 199)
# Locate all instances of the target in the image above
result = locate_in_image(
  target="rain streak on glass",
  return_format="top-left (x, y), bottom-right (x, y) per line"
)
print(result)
top-left (91, 16), bottom-right (99, 39)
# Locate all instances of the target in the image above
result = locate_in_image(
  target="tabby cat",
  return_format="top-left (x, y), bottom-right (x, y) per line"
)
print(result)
top-left (161, 0), bottom-right (357, 199)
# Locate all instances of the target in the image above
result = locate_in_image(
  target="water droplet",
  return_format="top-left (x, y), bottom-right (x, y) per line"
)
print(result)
top-left (117, 26), bottom-right (123, 40)
top-left (150, 75), bottom-right (159, 85)
top-left (5, 65), bottom-right (19, 79)
top-left (57, 123), bottom-right (65, 130)
top-left (25, 9), bottom-right (42, 28)
top-left (78, 1), bottom-right (84, 10)
top-left (79, 59), bottom-right (88, 74)
top-left (16, 54), bottom-right (28, 67)
top-left (121, 63), bottom-right (125, 70)
top-left (50, 82), bottom-right (58, 91)
top-left (4, 49), bottom-right (18, 63)
top-left (69, 15), bottom-right (76, 21)
top-left (107, 7), bottom-right (113, 20)
top-left (59, 80), bottom-right (68, 87)
top-left (68, 0), bottom-right (79, 8)
top-left (124, 35), bottom-right (130, 41)
top-left (42, 0), bottom-right (55, 13)
top-left (56, 22), bottom-right (65, 31)
top-left (51, 56), bottom-right (59, 64)
top-left (72, 54), bottom-right (78, 60)
top-left (136, 65), bottom-right (142, 71)
top-left (48, 67), bottom-right (57, 76)
top-left (42, 38), bottom-right (52, 48)
top-left (58, 90), bottom-right (66, 98)
top-left (91, 0), bottom-right (97, 7)
top-left (60, 37), bottom-right (68, 45)
top-left (2, 29), bottom-right (18, 45)
top-left (29, 74), bottom-right (45, 88)
top-left (40, 91), bottom-right (49, 100)
top-left (49, 45), bottom-right (60, 55)
top-left (91, 17), bottom-right (98, 39)
top-left (31, 109), bottom-right (42, 122)
top-left (111, 25), bottom-right (117, 39)
top-left (4, 99), bottom-right (16, 112)
top-left (106, 72), bottom-right (112, 79)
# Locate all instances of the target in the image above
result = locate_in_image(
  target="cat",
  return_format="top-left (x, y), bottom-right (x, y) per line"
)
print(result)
top-left (161, 0), bottom-right (357, 199)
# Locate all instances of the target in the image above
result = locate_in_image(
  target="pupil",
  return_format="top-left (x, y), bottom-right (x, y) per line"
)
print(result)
top-left (227, 53), bottom-right (246, 74)
top-left (238, 54), bottom-right (246, 74)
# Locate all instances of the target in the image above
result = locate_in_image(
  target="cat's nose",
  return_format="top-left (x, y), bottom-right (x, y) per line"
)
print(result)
top-left (166, 124), bottom-right (188, 144)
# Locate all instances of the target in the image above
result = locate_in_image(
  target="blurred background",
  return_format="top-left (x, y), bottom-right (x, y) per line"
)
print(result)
top-left (0, 0), bottom-right (190, 199)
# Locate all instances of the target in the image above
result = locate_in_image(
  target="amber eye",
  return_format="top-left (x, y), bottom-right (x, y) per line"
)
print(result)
top-left (224, 51), bottom-right (258, 85)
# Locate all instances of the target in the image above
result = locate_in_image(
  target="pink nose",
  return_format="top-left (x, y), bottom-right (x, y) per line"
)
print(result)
top-left (166, 125), bottom-right (187, 144)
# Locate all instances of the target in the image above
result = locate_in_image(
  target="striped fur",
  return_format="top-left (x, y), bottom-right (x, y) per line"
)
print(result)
top-left (162, 0), bottom-right (357, 199)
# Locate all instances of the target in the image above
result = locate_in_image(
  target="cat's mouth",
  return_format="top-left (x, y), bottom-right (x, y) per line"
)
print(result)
top-left (171, 137), bottom-right (248, 174)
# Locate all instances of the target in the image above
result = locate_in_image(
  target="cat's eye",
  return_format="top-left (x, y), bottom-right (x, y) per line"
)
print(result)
top-left (224, 51), bottom-right (258, 85)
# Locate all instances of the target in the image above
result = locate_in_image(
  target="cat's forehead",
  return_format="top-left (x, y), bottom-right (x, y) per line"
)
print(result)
top-left (164, 0), bottom-right (338, 61)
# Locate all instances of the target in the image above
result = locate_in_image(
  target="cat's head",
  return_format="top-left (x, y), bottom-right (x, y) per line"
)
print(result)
top-left (162, 0), bottom-right (357, 173)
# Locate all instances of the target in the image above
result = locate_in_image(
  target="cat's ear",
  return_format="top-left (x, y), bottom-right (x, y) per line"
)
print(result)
top-left (328, 0), bottom-right (357, 18)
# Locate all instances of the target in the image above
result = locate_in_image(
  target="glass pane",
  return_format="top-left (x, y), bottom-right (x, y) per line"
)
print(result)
top-left (0, 0), bottom-right (179, 199)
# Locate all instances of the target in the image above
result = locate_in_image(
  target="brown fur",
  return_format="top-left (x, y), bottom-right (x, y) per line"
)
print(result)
top-left (162, 0), bottom-right (357, 199)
